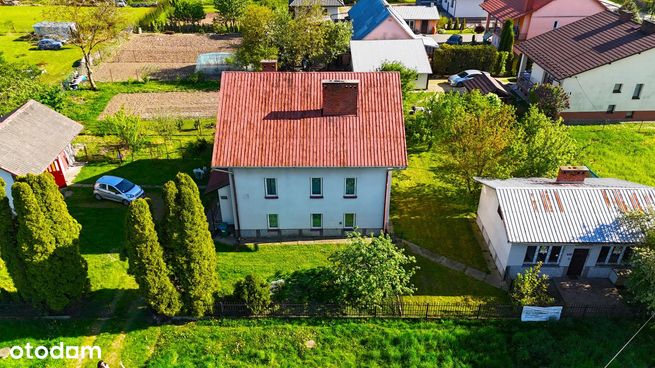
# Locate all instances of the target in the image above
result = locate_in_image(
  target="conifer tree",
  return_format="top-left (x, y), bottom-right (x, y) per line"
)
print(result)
top-left (161, 173), bottom-right (218, 316)
top-left (125, 199), bottom-right (182, 316)
top-left (0, 179), bottom-right (27, 296)
top-left (498, 19), bottom-right (514, 53)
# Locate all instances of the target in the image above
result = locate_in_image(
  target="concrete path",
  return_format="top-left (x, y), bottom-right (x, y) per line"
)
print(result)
top-left (399, 239), bottom-right (508, 290)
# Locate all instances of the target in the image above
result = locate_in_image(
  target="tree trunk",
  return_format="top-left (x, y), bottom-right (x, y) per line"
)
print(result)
top-left (83, 52), bottom-right (98, 91)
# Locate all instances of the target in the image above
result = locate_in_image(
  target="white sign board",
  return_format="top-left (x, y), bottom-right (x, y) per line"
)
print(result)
top-left (521, 306), bottom-right (563, 322)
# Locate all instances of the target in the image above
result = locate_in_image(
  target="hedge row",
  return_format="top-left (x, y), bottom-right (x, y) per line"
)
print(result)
top-left (432, 44), bottom-right (512, 77)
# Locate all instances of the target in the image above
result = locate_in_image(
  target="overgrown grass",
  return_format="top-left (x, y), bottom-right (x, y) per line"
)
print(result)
top-left (391, 151), bottom-right (489, 271)
top-left (569, 123), bottom-right (655, 186)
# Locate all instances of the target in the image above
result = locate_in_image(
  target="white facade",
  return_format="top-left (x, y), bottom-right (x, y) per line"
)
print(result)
top-left (218, 167), bottom-right (392, 237)
top-left (529, 48), bottom-right (655, 114)
top-left (293, 5), bottom-right (340, 20)
top-left (439, 0), bottom-right (486, 18)
top-left (0, 169), bottom-right (15, 209)
top-left (477, 184), bottom-right (634, 280)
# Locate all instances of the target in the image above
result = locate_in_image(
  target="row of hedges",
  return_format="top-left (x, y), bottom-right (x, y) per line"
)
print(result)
top-left (432, 44), bottom-right (513, 77)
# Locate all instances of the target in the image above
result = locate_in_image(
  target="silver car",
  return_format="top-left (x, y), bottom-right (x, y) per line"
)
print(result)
top-left (448, 69), bottom-right (483, 87)
top-left (93, 175), bottom-right (145, 205)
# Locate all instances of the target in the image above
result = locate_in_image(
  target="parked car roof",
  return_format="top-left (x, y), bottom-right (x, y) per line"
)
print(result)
top-left (96, 175), bottom-right (126, 186)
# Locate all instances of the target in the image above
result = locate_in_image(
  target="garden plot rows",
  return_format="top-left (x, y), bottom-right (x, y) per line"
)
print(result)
top-left (94, 33), bottom-right (241, 81)
top-left (99, 91), bottom-right (220, 119)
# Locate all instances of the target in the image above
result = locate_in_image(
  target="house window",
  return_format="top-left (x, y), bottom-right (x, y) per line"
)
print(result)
top-left (523, 245), bottom-right (562, 265)
top-left (607, 105), bottom-right (616, 114)
top-left (265, 178), bottom-right (277, 198)
top-left (596, 246), bottom-right (631, 265)
top-left (626, 111), bottom-right (634, 119)
top-left (267, 214), bottom-right (279, 229)
top-left (613, 84), bottom-right (622, 93)
top-left (344, 213), bottom-right (356, 229)
top-left (310, 177), bottom-right (323, 198)
top-left (311, 213), bottom-right (322, 229)
top-left (553, 21), bottom-right (559, 29)
top-left (344, 177), bottom-right (357, 197)
top-left (633, 84), bottom-right (644, 99)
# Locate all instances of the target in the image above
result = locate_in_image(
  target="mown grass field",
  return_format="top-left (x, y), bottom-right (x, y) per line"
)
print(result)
top-left (0, 6), bottom-right (152, 83)
top-left (0, 318), bottom-right (653, 367)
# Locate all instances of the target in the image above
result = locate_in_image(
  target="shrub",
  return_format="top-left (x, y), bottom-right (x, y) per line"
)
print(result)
top-left (494, 51), bottom-right (509, 76)
top-left (446, 18), bottom-right (452, 30)
top-left (528, 84), bottom-right (571, 120)
top-left (272, 267), bottom-right (339, 304)
top-left (377, 61), bottom-right (418, 100)
top-left (460, 18), bottom-right (466, 31)
top-left (511, 262), bottom-right (554, 306)
top-left (233, 274), bottom-right (271, 315)
top-left (432, 44), bottom-right (498, 75)
top-left (453, 18), bottom-right (459, 31)
top-left (474, 25), bottom-right (485, 34)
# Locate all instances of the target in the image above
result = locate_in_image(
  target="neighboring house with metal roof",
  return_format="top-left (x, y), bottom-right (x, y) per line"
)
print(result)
top-left (480, 0), bottom-right (605, 47)
top-left (210, 71), bottom-right (407, 238)
top-left (392, 5), bottom-right (440, 34)
top-left (431, 0), bottom-right (486, 18)
top-left (349, 0), bottom-right (417, 40)
top-left (515, 11), bottom-right (655, 122)
top-left (289, 0), bottom-right (345, 20)
top-left (0, 100), bottom-right (82, 209)
top-left (350, 39), bottom-right (433, 89)
top-left (475, 166), bottom-right (653, 280)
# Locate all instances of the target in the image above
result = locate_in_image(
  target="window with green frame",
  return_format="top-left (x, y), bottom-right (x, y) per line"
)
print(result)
top-left (310, 177), bottom-right (322, 197)
top-left (344, 213), bottom-right (356, 228)
top-left (267, 214), bottom-right (279, 229)
top-left (311, 213), bottom-right (322, 229)
top-left (344, 177), bottom-right (357, 197)
top-left (265, 178), bottom-right (277, 197)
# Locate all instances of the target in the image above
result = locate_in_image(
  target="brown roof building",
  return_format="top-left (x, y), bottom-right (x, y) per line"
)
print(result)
top-left (515, 11), bottom-right (655, 122)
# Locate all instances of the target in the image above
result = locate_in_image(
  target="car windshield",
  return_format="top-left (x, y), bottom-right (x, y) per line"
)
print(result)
top-left (457, 72), bottom-right (468, 77)
top-left (115, 179), bottom-right (136, 193)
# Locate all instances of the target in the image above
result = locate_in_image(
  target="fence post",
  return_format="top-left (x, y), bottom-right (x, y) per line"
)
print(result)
top-left (425, 303), bottom-right (430, 319)
top-left (583, 305), bottom-right (589, 317)
top-left (219, 302), bottom-right (223, 318)
top-left (477, 304), bottom-right (482, 319)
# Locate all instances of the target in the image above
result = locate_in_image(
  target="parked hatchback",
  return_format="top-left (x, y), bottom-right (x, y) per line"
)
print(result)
top-left (448, 69), bottom-right (483, 87)
top-left (37, 38), bottom-right (63, 50)
top-left (445, 34), bottom-right (463, 45)
top-left (94, 176), bottom-right (145, 205)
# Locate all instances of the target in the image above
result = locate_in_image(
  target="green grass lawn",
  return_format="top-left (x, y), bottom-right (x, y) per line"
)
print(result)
top-left (0, 6), bottom-right (153, 84)
top-left (0, 318), bottom-right (653, 367)
top-left (391, 151), bottom-right (489, 271)
top-left (570, 123), bottom-right (655, 186)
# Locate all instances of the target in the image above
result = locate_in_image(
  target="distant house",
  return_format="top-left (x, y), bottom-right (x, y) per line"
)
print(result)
top-left (432, 0), bottom-right (487, 18)
top-left (210, 71), bottom-right (407, 238)
top-left (515, 11), bottom-right (655, 122)
top-left (0, 100), bottom-right (82, 209)
top-left (350, 39), bottom-right (432, 89)
top-left (480, 0), bottom-right (605, 46)
top-left (348, 0), bottom-right (439, 48)
top-left (289, 0), bottom-right (345, 20)
top-left (462, 72), bottom-right (510, 99)
top-left (476, 167), bottom-right (653, 280)
top-left (392, 5), bottom-right (440, 34)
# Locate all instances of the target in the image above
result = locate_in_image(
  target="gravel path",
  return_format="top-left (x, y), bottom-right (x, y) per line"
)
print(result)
top-left (99, 91), bottom-right (220, 119)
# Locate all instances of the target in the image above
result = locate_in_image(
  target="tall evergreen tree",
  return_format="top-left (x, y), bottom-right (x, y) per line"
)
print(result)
top-left (0, 179), bottom-right (26, 296)
top-left (161, 173), bottom-right (218, 316)
top-left (125, 199), bottom-right (181, 316)
top-left (498, 20), bottom-right (515, 53)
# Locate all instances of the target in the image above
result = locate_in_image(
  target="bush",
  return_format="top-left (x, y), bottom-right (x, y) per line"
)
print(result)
top-left (474, 25), bottom-right (485, 34)
top-left (233, 274), bottom-right (271, 315)
top-left (494, 51), bottom-right (509, 76)
top-left (272, 267), bottom-right (339, 304)
top-left (511, 262), bottom-right (554, 306)
top-left (432, 44), bottom-right (498, 76)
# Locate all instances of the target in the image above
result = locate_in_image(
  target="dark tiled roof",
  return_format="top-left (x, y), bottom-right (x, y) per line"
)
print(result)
top-left (205, 170), bottom-right (230, 194)
top-left (463, 73), bottom-right (510, 96)
top-left (480, 0), bottom-right (553, 21)
top-left (516, 11), bottom-right (655, 80)
top-left (212, 72), bottom-right (407, 168)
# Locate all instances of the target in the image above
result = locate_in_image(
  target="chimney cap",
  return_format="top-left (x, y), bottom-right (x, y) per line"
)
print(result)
top-left (322, 79), bottom-right (360, 85)
top-left (556, 166), bottom-right (590, 184)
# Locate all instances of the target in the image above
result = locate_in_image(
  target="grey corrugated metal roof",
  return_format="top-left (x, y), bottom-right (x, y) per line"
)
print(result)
top-left (0, 100), bottom-right (82, 176)
top-left (476, 177), bottom-right (655, 244)
top-left (290, 0), bottom-right (344, 6)
top-left (392, 5), bottom-right (440, 20)
top-left (350, 39), bottom-right (433, 74)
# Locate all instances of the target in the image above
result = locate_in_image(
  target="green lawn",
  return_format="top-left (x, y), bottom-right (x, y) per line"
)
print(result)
top-left (0, 6), bottom-right (153, 83)
top-left (569, 123), bottom-right (655, 186)
top-left (0, 318), bottom-right (653, 367)
top-left (391, 151), bottom-right (489, 271)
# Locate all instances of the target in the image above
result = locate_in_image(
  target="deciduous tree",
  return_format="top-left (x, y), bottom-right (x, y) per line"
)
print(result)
top-left (170, 0), bottom-right (205, 25)
top-left (511, 262), bottom-right (554, 306)
top-left (233, 274), bottom-right (271, 315)
top-left (528, 83), bottom-right (570, 120)
top-left (377, 61), bottom-right (418, 101)
top-left (214, 0), bottom-right (247, 30)
top-left (0, 56), bottom-right (65, 115)
top-left (234, 4), bottom-right (277, 69)
top-left (105, 108), bottom-right (146, 161)
top-left (125, 199), bottom-right (182, 316)
top-left (621, 212), bottom-right (655, 311)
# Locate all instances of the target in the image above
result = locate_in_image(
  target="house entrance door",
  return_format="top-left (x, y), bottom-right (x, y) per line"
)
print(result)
top-left (567, 249), bottom-right (589, 277)
top-left (420, 21), bottom-right (428, 34)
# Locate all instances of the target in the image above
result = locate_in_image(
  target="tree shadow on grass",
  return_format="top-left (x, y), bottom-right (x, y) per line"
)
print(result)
top-left (75, 158), bottom-right (209, 187)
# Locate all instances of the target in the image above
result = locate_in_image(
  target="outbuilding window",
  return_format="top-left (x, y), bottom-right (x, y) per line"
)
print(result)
top-left (596, 246), bottom-right (631, 265)
top-left (523, 245), bottom-right (562, 265)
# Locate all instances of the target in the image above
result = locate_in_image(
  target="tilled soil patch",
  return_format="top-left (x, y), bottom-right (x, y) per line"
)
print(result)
top-left (99, 91), bottom-right (219, 119)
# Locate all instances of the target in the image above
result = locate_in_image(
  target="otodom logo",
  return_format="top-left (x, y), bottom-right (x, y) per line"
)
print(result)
top-left (7, 343), bottom-right (101, 360)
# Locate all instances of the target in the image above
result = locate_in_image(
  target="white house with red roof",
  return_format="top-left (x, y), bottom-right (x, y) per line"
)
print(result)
top-left (210, 71), bottom-right (407, 238)
top-left (0, 100), bottom-right (82, 209)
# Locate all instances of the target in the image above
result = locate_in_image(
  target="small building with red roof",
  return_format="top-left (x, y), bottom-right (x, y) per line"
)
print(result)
top-left (210, 71), bottom-right (407, 238)
top-left (480, 0), bottom-right (605, 46)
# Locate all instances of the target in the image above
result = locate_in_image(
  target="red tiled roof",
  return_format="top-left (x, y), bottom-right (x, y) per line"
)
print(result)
top-left (480, 0), bottom-right (553, 21)
top-left (516, 11), bottom-right (655, 80)
top-left (211, 72), bottom-right (407, 168)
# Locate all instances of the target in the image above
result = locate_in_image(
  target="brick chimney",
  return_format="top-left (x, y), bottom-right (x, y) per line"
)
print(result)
top-left (260, 59), bottom-right (278, 72)
top-left (618, 10), bottom-right (634, 22)
top-left (556, 166), bottom-right (590, 184)
top-left (322, 80), bottom-right (359, 116)
top-left (640, 19), bottom-right (655, 35)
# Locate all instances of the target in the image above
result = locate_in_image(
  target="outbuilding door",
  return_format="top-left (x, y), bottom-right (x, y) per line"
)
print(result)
top-left (567, 249), bottom-right (589, 278)
top-left (420, 21), bottom-right (428, 34)
top-left (46, 159), bottom-right (67, 188)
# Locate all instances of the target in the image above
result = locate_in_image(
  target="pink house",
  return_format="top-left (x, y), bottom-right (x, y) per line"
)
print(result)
top-left (480, 0), bottom-right (606, 46)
